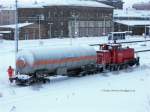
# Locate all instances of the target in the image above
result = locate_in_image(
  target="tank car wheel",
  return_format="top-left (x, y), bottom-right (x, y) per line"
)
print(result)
top-left (109, 65), bottom-right (113, 71)
top-left (25, 82), bottom-right (32, 86)
top-left (42, 79), bottom-right (46, 84)
top-left (43, 78), bottom-right (50, 84)
top-left (124, 64), bottom-right (128, 69)
top-left (67, 74), bottom-right (73, 77)
top-left (100, 67), bottom-right (104, 72)
top-left (78, 72), bottom-right (86, 77)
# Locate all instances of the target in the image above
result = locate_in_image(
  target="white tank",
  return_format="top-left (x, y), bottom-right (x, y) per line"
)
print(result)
top-left (16, 45), bottom-right (97, 75)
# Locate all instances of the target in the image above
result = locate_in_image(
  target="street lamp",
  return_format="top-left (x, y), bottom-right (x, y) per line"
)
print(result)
top-left (15, 0), bottom-right (19, 53)
top-left (15, 0), bottom-right (19, 75)
top-left (103, 15), bottom-right (107, 36)
top-left (0, 8), bottom-right (2, 25)
top-left (144, 15), bottom-right (147, 46)
top-left (112, 13), bottom-right (114, 32)
top-left (48, 23), bottom-right (53, 38)
top-left (38, 15), bottom-right (41, 39)
top-left (144, 15), bottom-right (147, 37)
top-left (38, 14), bottom-right (44, 39)
top-left (126, 7), bottom-right (130, 32)
top-left (71, 14), bottom-right (78, 38)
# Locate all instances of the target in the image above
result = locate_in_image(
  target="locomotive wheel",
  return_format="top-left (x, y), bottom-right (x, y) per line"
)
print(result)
top-left (117, 65), bottom-right (120, 71)
top-left (113, 65), bottom-right (117, 71)
top-left (99, 67), bottom-right (104, 72)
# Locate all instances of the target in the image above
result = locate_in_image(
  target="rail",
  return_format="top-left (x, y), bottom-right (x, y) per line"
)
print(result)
top-left (90, 39), bottom-right (150, 46)
top-left (135, 49), bottom-right (150, 53)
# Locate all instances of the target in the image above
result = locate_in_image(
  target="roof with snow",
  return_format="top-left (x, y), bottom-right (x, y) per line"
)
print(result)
top-left (0, 31), bottom-right (11, 34)
top-left (0, 23), bottom-right (33, 29)
top-left (45, 0), bottom-right (113, 8)
top-left (18, 2), bottom-right (44, 8)
top-left (147, 26), bottom-right (150, 28)
top-left (114, 9), bottom-right (150, 18)
top-left (19, 0), bottom-right (113, 8)
top-left (114, 20), bottom-right (150, 26)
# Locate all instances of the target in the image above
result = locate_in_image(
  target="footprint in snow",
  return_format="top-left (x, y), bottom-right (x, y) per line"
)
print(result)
top-left (9, 106), bottom-right (16, 112)
top-left (0, 92), bottom-right (2, 98)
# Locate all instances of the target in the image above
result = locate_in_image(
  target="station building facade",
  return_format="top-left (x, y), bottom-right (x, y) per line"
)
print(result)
top-left (18, 1), bottom-right (113, 39)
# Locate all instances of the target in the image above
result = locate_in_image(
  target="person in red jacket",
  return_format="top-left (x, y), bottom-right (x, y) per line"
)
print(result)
top-left (7, 66), bottom-right (14, 83)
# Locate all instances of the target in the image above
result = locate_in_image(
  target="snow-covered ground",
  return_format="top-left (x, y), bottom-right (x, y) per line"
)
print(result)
top-left (0, 36), bottom-right (150, 112)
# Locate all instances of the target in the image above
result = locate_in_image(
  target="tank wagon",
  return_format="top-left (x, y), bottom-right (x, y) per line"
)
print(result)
top-left (15, 46), bottom-right (97, 85)
top-left (15, 44), bottom-right (139, 85)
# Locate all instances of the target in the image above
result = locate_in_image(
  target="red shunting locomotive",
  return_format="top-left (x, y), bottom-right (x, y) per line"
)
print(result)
top-left (96, 43), bottom-right (139, 71)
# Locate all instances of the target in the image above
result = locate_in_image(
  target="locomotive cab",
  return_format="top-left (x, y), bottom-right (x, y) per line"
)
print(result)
top-left (99, 43), bottom-right (122, 51)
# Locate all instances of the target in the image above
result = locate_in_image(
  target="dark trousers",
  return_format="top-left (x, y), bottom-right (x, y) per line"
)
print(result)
top-left (9, 77), bottom-right (16, 83)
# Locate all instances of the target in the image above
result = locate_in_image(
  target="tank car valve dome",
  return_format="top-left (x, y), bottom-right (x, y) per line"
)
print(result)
top-left (16, 58), bottom-right (26, 69)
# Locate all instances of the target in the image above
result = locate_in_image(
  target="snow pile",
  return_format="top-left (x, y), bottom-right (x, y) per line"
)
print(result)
top-left (43, 0), bottom-right (113, 8)
top-left (114, 20), bottom-right (150, 26)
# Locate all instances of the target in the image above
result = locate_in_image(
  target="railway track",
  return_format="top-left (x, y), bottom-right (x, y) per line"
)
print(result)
top-left (89, 39), bottom-right (150, 53)
top-left (90, 39), bottom-right (150, 46)
top-left (135, 49), bottom-right (150, 53)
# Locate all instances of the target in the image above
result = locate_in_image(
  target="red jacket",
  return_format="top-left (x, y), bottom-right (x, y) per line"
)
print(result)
top-left (7, 68), bottom-right (14, 78)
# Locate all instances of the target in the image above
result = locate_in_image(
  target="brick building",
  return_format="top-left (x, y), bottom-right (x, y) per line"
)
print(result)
top-left (0, 9), bottom-right (16, 25)
top-left (18, 0), bottom-right (113, 39)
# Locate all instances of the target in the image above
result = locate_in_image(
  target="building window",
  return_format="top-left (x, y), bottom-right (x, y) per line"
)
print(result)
top-left (98, 21), bottom-right (103, 27)
top-left (48, 11), bottom-right (51, 18)
top-left (105, 21), bottom-right (111, 27)
top-left (54, 12), bottom-right (56, 17)
top-left (79, 21), bottom-right (85, 27)
top-left (89, 21), bottom-right (94, 27)
top-left (61, 30), bottom-right (63, 36)
top-left (61, 22), bottom-right (64, 26)
top-left (61, 11), bottom-right (63, 16)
